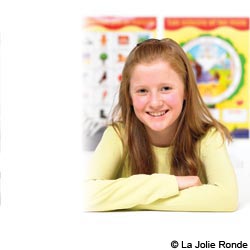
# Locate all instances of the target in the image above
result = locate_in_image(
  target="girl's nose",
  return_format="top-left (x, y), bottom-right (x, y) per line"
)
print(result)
top-left (149, 92), bottom-right (163, 108)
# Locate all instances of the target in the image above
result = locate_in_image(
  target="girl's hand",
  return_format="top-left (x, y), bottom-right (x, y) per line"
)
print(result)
top-left (175, 176), bottom-right (202, 190)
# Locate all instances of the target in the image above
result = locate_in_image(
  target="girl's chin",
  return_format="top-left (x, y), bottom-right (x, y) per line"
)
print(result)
top-left (146, 125), bottom-right (168, 133)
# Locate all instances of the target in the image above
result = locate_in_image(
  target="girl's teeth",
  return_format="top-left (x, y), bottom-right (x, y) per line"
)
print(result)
top-left (149, 111), bottom-right (166, 117)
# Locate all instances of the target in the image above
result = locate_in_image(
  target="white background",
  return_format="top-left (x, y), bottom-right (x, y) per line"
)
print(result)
top-left (0, 0), bottom-right (249, 249)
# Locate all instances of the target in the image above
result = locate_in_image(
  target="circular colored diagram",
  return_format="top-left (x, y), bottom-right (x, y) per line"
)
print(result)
top-left (183, 36), bottom-right (242, 105)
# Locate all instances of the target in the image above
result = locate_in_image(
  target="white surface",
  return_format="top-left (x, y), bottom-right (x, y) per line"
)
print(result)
top-left (228, 140), bottom-right (250, 208)
top-left (0, 0), bottom-right (249, 249)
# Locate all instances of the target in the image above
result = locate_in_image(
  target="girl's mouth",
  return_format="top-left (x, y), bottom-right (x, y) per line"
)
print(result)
top-left (147, 110), bottom-right (168, 117)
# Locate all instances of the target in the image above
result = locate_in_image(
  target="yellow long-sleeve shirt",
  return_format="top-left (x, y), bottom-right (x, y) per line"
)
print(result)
top-left (84, 125), bottom-right (238, 212)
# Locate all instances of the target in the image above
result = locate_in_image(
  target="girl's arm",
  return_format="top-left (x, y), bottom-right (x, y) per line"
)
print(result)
top-left (84, 126), bottom-right (180, 212)
top-left (132, 130), bottom-right (238, 212)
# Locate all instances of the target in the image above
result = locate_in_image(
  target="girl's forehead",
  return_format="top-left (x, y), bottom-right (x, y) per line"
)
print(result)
top-left (130, 63), bottom-right (184, 88)
top-left (131, 61), bottom-right (177, 77)
top-left (132, 60), bottom-right (171, 72)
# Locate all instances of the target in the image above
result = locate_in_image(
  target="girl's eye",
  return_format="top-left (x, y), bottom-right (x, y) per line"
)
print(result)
top-left (162, 86), bottom-right (171, 91)
top-left (137, 89), bottom-right (147, 94)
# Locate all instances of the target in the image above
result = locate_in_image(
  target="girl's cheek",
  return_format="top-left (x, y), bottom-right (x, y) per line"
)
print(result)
top-left (164, 93), bottom-right (182, 106)
top-left (132, 96), bottom-right (147, 109)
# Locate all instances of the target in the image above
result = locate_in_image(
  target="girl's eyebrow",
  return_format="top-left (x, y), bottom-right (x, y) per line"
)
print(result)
top-left (132, 82), bottom-right (172, 87)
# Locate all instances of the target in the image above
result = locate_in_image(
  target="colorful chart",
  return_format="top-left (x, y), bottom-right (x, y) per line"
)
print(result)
top-left (183, 36), bottom-right (242, 105)
top-left (164, 17), bottom-right (250, 138)
top-left (83, 17), bottom-right (157, 149)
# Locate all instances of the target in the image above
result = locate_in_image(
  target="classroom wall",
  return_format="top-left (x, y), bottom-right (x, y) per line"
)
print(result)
top-left (83, 16), bottom-right (250, 150)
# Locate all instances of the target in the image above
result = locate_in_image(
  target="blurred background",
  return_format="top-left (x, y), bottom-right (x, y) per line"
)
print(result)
top-left (82, 16), bottom-right (250, 150)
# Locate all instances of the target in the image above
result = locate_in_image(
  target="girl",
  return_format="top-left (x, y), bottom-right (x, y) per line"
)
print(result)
top-left (84, 38), bottom-right (238, 212)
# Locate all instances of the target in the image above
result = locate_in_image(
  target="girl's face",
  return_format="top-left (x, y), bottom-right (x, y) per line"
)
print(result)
top-left (130, 60), bottom-right (185, 146)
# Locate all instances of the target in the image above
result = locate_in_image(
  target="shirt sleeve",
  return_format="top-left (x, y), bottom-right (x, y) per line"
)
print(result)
top-left (132, 129), bottom-right (238, 212)
top-left (84, 126), bottom-right (179, 211)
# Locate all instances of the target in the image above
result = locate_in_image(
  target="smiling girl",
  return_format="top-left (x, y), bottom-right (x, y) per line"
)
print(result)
top-left (84, 38), bottom-right (238, 212)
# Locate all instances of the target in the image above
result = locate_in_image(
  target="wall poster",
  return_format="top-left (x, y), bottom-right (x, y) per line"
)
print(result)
top-left (164, 17), bottom-right (250, 138)
top-left (83, 16), bottom-right (157, 150)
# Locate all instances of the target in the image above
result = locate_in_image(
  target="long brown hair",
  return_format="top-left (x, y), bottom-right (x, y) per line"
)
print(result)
top-left (112, 38), bottom-right (231, 181)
